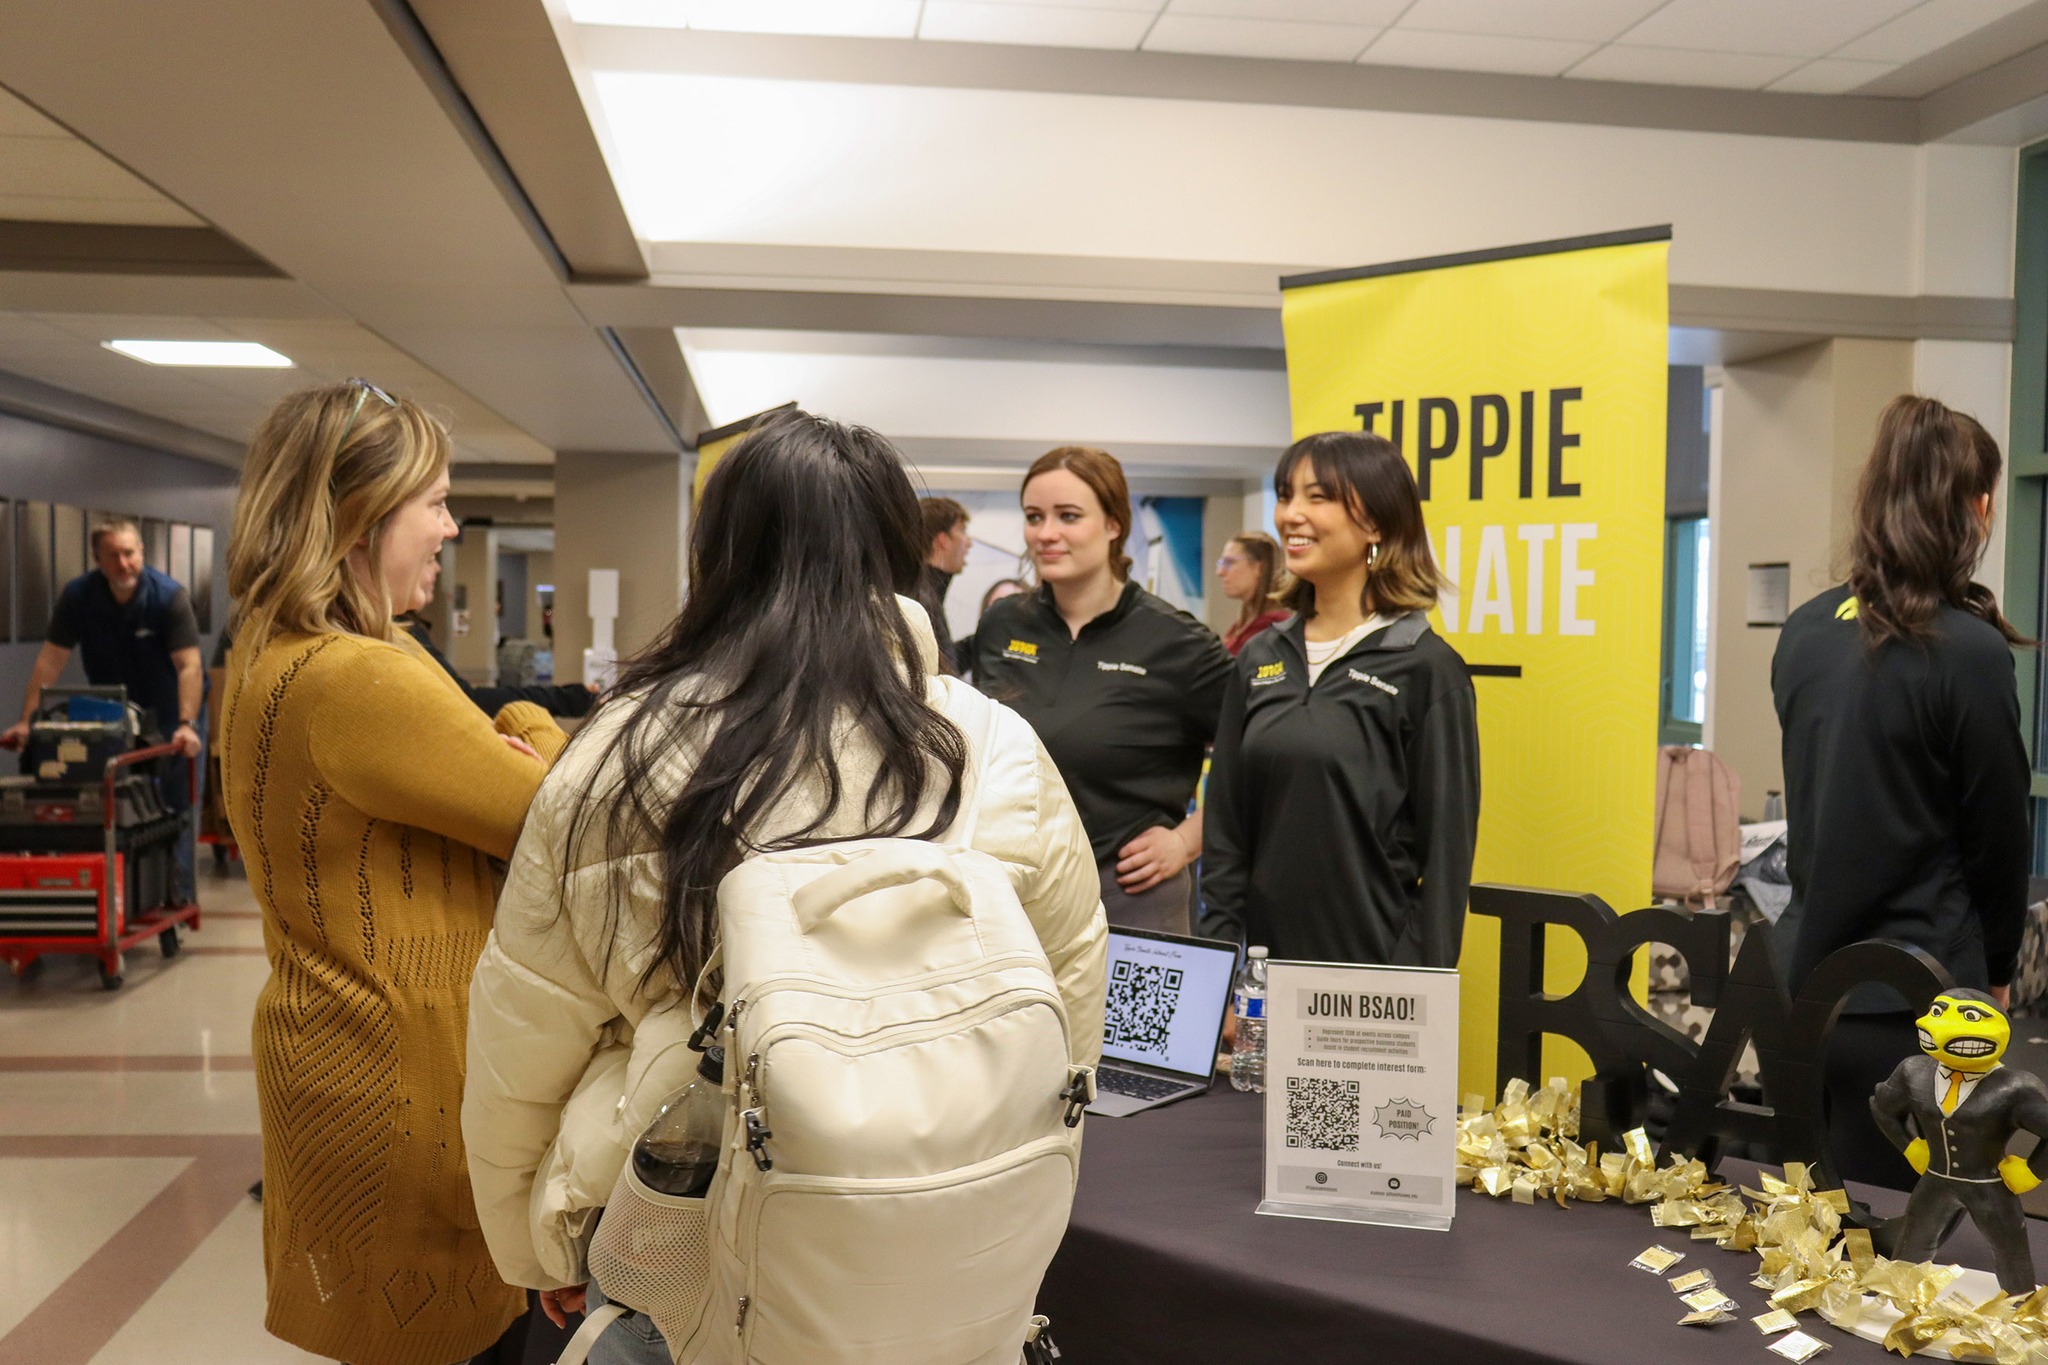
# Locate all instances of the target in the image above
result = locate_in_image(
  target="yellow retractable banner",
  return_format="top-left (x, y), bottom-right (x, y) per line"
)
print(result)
top-left (1280, 227), bottom-right (1670, 1099)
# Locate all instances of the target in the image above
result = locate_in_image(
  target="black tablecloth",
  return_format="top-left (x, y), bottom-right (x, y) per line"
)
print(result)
top-left (1037, 1085), bottom-right (2048, 1364)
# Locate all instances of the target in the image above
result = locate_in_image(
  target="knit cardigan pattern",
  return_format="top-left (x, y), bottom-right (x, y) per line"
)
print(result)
top-left (219, 630), bottom-right (565, 1365)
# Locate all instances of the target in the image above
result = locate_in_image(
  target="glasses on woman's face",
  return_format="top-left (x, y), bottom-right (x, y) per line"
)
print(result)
top-left (1216, 556), bottom-right (1246, 573)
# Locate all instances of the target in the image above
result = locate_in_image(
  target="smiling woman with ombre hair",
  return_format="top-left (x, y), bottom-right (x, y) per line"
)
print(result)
top-left (1203, 430), bottom-right (1480, 969)
top-left (219, 381), bottom-right (565, 1365)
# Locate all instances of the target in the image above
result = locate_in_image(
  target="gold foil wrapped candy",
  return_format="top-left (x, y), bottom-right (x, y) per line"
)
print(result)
top-left (1467, 1079), bottom-right (2048, 1360)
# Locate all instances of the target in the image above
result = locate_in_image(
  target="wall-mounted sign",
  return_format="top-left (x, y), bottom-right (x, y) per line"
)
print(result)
top-left (1747, 562), bottom-right (1790, 627)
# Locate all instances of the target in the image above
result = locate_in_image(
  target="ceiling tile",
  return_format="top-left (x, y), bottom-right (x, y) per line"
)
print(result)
top-left (0, 89), bottom-right (65, 139)
top-left (1566, 43), bottom-right (1806, 87)
top-left (1143, 13), bottom-right (1379, 60)
top-left (1766, 57), bottom-right (1899, 94)
top-left (1394, 0), bottom-right (1665, 43)
top-left (0, 195), bottom-right (202, 227)
top-left (1618, 0), bottom-right (1921, 59)
top-left (1833, 0), bottom-right (2039, 63)
top-left (918, 2), bottom-right (1156, 48)
top-left (1359, 27), bottom-right (1597, 76)
top-left (0, 137), bottom-right (176, 203)
top-left (1166, 0), bottom-right (1407, 23)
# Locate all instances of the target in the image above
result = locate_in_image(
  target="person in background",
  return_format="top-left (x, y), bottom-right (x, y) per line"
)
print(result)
top-left (1217, 531), bottom-right (1291, 656)
top-left (219, 379), bottom-right (565, 1365)
top-left (980, 576), bottom-right (1030, 615)
top-left (1203, 431), bottom-right (1479, 968)
top-left (1, 515), bottom-right (205, 898)
top-left (916, 496), bottom-right (972, 675)
top-left (398, 610), bottom-right (599, 719)
top-left (1772, 394), bottom-right (2031, 1190)
top-left (958, 576), bottom-right (1031, 684)
top-left (974, 447), bottom-right (1232, 935)
top-left (463, 411), bottom-right (1103, 1364)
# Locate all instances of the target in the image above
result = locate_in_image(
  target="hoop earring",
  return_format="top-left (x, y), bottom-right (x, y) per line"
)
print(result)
top-left (1367, 542), bottom-right (1380, 568)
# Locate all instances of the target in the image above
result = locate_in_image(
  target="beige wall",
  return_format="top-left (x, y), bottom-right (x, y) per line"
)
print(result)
top-left (447, 525), bottom-right (498, 686)
top-left (1708, 338), bottom-right (1914, 816)
top-left (553, 451), bottom-right (687, 684)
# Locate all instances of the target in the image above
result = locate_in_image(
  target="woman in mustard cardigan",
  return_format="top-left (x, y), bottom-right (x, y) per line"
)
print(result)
top-left (219, 381), bottom-right (565, 1365)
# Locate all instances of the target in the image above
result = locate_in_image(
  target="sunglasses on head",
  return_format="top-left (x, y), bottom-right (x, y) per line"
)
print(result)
top-left (338, 377), bottom-right (396, 443)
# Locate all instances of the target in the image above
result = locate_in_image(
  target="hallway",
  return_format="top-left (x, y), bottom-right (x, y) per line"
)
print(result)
top-left (0, 862), bottom-right (320, 1365)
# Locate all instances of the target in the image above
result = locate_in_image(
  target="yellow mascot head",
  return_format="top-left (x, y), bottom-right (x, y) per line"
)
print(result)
top-left (1917, 989), bottom-right (2012, 1074)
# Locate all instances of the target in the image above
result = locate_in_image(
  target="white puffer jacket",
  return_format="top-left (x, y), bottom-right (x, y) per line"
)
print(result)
top-left (462, 598), bottom-right (1108, 1289)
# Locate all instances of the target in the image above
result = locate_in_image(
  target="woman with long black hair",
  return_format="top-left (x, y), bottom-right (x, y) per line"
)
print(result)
top-left (460, 411), bottom-right (1105, 1362)
top-left (1203, 431), bottom-right (1480, 967)
top-left (1773, 394), bottom-right (2031, 1188)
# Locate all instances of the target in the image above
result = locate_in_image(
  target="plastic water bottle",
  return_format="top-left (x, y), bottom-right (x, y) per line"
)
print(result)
top-left (631, 1047), bottom-right (725, 1197)
top-left (1230, 947), bottom-right (1269, 1093)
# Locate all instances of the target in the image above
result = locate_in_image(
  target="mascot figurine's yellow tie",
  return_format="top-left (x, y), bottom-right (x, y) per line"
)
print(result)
top-left (1871, 989), bottom-right (2048, 1294)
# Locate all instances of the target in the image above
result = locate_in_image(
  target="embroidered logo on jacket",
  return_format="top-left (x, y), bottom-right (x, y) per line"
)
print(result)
top-left (1003, 639), bottom-right (1040, 662)
top-left (1835, 597), bottom-right (1860, 621)
top-left (1250, 661), bottom-right (1287, 688)
top-left (1096, 661), bottom-right (1147, 676)
top-left (1348, 668), bottom-right (1399, 695)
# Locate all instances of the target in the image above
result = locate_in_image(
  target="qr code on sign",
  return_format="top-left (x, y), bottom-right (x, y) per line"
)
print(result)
top-left (1286, 1076), bottom-right (1361, 1151)
top-left (1103, 959), bottom-right (1182, 1058)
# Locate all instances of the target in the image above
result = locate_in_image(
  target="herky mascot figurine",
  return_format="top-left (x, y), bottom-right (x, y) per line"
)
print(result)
top-left (1871, 989), bottom-right (2048, 1292)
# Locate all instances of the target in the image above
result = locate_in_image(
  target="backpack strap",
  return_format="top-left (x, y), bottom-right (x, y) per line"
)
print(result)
top-left (553, 1304), bottom-right (627, 1365)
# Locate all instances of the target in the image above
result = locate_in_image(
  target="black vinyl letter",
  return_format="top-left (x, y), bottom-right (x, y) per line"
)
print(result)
top-left (1469, 393), bottom-right (1509, 500)
top-left (1548, 387), bottom-right (1583, 497)
top-left (1390, 399), bottom-right (1406, 454)
top-left (1353, 401), bottom-right (1385, 434)
top-left (1417, 397), bottom-right (1459, 501)
top-left (1518, 390), bottom-right (1536, 498)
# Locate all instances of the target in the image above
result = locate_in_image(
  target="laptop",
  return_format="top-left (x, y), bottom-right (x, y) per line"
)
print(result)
top-left (1087, 926), bottom-right (1241, 1117)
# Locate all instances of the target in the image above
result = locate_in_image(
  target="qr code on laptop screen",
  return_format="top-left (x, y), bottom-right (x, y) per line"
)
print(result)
top-left (1103, 959), bottom-right (1182, 1058)
top-left (1285, 1076), bottom-right (1361, 1151)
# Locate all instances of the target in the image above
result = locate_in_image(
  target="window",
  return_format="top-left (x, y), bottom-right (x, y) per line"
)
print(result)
top-left (1660, 367), bottom-right (1711, 747)
top-left (1661, 516), bottom-right (1710, 745)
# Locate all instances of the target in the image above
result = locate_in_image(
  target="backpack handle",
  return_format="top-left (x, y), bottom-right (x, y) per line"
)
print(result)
top-left (792, 844), bottom-right (974, 934)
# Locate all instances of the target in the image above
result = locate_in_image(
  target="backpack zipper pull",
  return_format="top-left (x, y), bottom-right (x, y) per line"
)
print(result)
top-left (742, 1106), bottom-right (774, 1170)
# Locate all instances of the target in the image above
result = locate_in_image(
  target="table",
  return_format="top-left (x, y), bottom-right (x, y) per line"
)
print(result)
top-left (1036, 1085), bottom-right (2048, 1364)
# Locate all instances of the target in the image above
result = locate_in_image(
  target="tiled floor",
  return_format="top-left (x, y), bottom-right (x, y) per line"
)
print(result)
top-left (0, 861), bottom-right (324, 1365)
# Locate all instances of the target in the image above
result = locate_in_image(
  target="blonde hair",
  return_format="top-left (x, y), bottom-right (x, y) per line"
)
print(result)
top-left (226, 382), bottom-right (449, 663)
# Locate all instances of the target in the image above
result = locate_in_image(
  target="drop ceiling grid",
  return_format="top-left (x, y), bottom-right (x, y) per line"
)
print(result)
top-left (0, 86), bottom-right (204, 227)
top-left (569, 0), bottom-right (2048, 94)
top-left (0, 311), bottom-right (552, 465)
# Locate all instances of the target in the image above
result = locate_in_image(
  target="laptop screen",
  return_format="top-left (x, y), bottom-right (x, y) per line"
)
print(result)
top-left (1100, 928), bottom-right (1241, 1080)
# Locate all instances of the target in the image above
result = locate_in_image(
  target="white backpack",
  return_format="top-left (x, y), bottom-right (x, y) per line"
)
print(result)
top-left (563, 724), bottom-right (1093, 1364)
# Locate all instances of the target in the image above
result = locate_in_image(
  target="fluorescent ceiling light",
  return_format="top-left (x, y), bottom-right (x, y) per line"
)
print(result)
top-left (567, 0), bottom-right (919, 37)
top-left (104, 339), bottom-right (294, 368)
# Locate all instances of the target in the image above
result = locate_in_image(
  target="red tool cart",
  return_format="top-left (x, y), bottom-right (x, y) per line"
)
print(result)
top-left (0, 738), bottom-right (202, 991)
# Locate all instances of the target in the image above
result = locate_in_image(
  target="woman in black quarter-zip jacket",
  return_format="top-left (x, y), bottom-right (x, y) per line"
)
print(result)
top-left (1203, 431), bottom-right (1480, 967)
